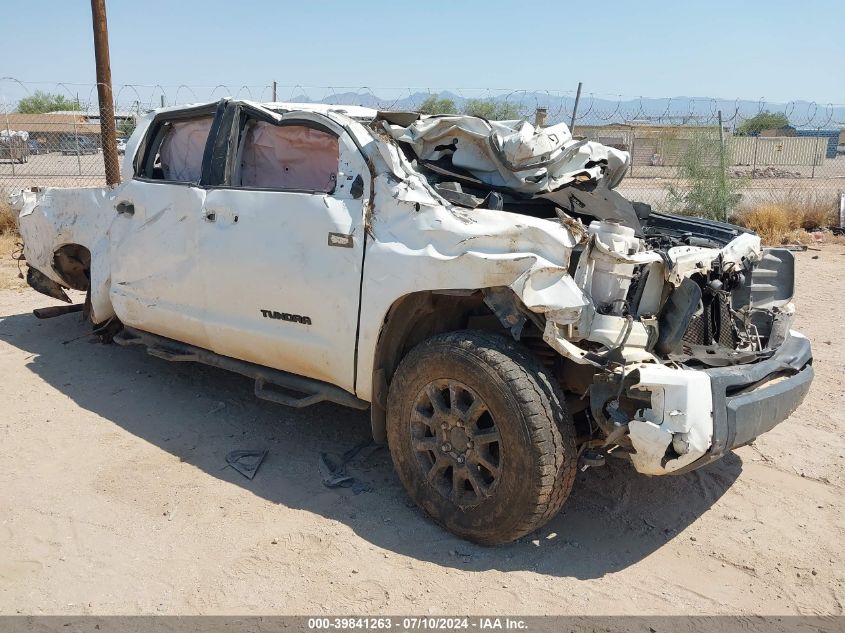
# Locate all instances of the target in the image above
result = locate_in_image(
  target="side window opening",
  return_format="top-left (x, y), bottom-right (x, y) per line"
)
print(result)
top-left (138, 115), bottom-right (214, 183)
top-left (235, 120), bottom-right (339, 193)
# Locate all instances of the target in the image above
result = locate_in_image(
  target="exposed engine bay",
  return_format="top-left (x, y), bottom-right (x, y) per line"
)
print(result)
top-left (559, 221), bottom-right (797, 474)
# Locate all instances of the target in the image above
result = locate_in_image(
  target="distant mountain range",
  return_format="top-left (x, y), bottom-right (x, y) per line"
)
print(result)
top-left (289, 90), bottom-right (845, 129)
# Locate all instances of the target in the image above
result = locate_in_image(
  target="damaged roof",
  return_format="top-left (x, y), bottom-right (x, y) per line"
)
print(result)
top-left (382, 115), bottom-right (630, 195)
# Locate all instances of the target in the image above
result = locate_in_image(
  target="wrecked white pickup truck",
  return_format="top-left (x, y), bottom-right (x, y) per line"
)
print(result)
top-left (12, 100), bottom-right (813, 544)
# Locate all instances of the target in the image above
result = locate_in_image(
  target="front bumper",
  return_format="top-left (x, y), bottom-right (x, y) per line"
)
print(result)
top-left (673, 330), bottom-right (813, 474)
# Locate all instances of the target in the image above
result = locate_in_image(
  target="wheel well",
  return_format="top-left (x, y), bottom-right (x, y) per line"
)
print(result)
top-left (52, 244), bottom-right (91, 291)
top-left (370, 291), bottom-right (483, 443)
top-left (369, 289), bottom-right (554, 444)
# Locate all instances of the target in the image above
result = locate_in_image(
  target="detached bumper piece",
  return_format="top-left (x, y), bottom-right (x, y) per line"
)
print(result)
top-left (675, 331), bottom-right (813, 474)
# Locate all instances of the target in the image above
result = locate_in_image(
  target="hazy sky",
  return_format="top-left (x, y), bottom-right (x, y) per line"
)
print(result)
top-left (2, 0), bottom-right (844, 103)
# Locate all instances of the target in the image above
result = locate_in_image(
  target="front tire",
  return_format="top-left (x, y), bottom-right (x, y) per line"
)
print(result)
top-left (386, 330), bottom-right (576, 545)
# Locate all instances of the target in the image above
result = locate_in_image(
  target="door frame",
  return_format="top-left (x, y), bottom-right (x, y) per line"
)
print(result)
top-left (131, 100), bottom-right (227, 187)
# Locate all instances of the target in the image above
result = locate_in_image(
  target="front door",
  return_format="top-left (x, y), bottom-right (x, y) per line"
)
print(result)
top-left (198, 106), bottom-right (369, 393)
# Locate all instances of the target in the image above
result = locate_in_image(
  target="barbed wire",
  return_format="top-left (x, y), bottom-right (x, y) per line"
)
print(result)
top-left (2, 78), bottom-right (844, 128)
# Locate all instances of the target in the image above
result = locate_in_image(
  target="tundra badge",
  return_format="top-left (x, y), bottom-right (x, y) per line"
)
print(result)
top-left (260, 310), bottom-right (312, 325)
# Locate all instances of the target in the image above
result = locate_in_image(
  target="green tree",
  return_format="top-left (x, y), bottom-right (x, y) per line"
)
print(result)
top-left (117, 117), bottom-right (136, 139)
top-left (462, 99), bottom-right (521, 120)
top-left (664, 128), bottom-right (745, 222)
top-left (737, 111), bottom-right (790, 136)
top-left (417, 95), bottom-right (458, 115)
top-left (17, 90), bottom-right (81, 114)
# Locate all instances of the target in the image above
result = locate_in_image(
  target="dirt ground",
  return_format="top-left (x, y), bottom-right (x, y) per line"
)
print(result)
top-left (0, 244), bottom-right (843, 616)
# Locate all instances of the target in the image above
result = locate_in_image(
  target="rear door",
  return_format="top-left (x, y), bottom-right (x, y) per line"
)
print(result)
top-left (198, 104), bottom-right (370, 393)
top-left (109, 105), bottom-right (217, 348)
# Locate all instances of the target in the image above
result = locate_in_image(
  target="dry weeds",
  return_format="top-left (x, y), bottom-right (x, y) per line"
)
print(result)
top-left (731, 191), bottom-right (843, 245)
top-left (0, 199), bottom-right (18, 237)
top-left (0, 233), bottom-right (25, 290)
top-left (731, 204), bottom-right (802, 244)
top-left (0, 201), bottom-right (25, 290)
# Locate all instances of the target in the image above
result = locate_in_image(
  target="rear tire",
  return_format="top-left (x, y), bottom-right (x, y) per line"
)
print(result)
top-left (386, 330), bottom-right (576, 545)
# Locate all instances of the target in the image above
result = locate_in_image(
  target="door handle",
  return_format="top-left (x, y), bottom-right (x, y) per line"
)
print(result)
top-left (204, 210), bottom-right (238, 224)
top-left (115, 201), bottom-right (134, 216)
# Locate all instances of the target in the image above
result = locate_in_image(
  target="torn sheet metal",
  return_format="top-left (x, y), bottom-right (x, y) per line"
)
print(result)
top-left (354, 168), bottom-right (588, 400)
top-left (226, 449), bottom-right (268, 480)
top-left (384, 117), bottom-right (629, 194)
top-left (319, 439), bottom-right (379, 493)
top-left (541, 182), bottom-right (643, 234)
top-left (27, 267), bottom-right (71, 303)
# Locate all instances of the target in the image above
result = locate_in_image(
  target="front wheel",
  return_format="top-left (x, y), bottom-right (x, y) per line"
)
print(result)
top-left (386, 330), bottom-right (577, 545)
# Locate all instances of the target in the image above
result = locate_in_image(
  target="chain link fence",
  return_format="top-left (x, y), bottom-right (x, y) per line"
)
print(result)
top-left (2, 79), bottom-right (843, 220)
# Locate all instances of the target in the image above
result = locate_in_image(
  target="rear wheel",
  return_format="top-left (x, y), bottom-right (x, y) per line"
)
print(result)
top-left (386, 330), bottom-right (576, 545)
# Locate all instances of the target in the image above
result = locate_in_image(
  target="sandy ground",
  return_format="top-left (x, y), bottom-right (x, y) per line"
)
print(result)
top-left (0, 245), bottom-right (843, 616)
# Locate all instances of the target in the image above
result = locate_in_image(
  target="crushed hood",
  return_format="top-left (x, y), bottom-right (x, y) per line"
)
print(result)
top-left (383, 116), bottom-right (630, 194)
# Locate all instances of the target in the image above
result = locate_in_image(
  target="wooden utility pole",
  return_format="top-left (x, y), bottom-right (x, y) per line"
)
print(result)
top-left (91, 0), bottom-right (120, 186)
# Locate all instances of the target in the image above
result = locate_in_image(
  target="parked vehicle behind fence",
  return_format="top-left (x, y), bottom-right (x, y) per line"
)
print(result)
top-left (1, 130), bottom-right (31, 163)
top-left (59, 135), bottom-right (98, 155)
top-left (27, 138), bottom-right (45, 156)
